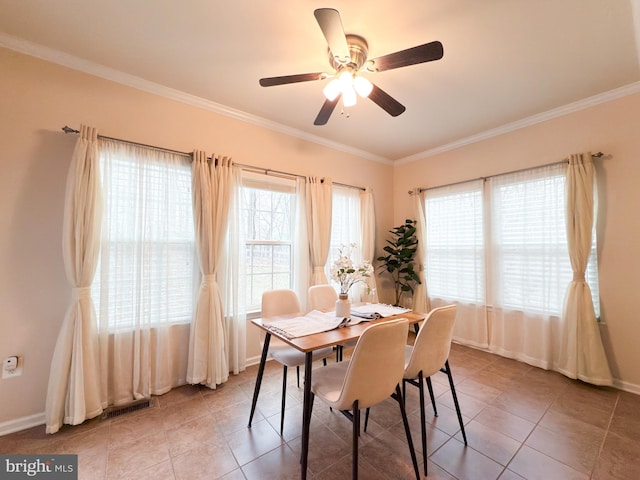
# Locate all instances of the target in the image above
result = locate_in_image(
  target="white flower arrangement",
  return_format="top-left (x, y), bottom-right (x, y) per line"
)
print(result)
top-left (329, 243), bottom-right (374, 295)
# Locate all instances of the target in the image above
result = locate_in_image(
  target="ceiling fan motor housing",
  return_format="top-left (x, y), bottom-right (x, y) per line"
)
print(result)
top-left (329, 34), bottom-right (369, 74)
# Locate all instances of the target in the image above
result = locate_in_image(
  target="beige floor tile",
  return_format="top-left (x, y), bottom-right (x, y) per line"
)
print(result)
top-left (4, 345), bottom-right (638, 480)
top-left (591, 431), bottom-right (640, 480)
top-left (473, 405), bottom-right (536, 443)
top-left (508, 445), bottom-right (589, 480)
top-left (455, 420), bottom-right (522, 466)
top-left (430, 437), bottom-right (504, 480)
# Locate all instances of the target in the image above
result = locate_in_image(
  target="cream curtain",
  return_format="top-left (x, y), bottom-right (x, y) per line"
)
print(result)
top-left (411, 188), bottom-right (429, 313)
top-left (45, 125), bottom-right (104, 434)
top-left (218, 166), bottom-right (245, 375)
top-left (306, 177), bottom-right (333, 285)
top-left (489, 163), bottom-right (572, 367)
top-left (293, 178), bottom-right (311, 308)
top-left (558, 153), bottom-right (612, 385)
top-left (360, 187), bottom-right (379, 303)
top-left (95, 139), bottom-right (194, 405)
top-left (423, 179), bottom-right (488, 348)
top-left (187, 152), bottom-right (234, 388)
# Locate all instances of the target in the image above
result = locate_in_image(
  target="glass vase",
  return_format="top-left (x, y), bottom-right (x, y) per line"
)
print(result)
top-left (335, 293), bottom-right (351, 318)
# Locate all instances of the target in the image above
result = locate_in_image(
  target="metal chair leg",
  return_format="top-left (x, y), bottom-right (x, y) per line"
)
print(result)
top-left (393, 385), bottom-right (420, 480)
top-left (281, 365), bottom-right (288, 436)
top-left (352, 400), bottom-right (360, 480)
top-left (364, 407), bottom-right (370, 432)
top-left (426, 376), bottom-right (438, 416)
top-left (418, 371), bottom-right (428, 476)
top-left (444, 360), bottom-right (467, 444)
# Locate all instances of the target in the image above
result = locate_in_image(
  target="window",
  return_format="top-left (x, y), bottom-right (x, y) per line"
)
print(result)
top-left (326, 185), bottom-right (362, 290)
top-left (425, 164), bottom-right (600, 317)
top-left (490, 166), bottom-right (600, 316)
top-left (425, 180), bottom-right (485, 304)
top-left (239, 173), bottom-right (297, 311)
top-left (92, 140), bottom-right (197, 332)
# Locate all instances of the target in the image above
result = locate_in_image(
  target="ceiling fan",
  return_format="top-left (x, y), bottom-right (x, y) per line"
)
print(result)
top-left (259, 8), bottom-right (444, 125)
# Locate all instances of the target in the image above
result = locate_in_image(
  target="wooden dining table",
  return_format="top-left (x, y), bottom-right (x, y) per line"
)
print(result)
top-left (247, 310), bottom-right (426, 479)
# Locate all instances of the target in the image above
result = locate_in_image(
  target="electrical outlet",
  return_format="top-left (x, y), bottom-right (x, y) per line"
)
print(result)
top-left (2, 355), bottom-right (22, 379)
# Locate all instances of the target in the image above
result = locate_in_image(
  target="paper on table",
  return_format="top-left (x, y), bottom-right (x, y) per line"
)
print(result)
top-left (350, 303), bottom-right (412, 319)
top-left (263, 310), bottom-right (356, 339)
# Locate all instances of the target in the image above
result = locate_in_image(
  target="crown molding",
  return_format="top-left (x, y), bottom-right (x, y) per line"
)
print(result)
top-left (0, 33), bottom-right (391, 165)
top-left (395, 81), bottom-right (640, 166)
top-left (3, 32), bottom-right (637, 168)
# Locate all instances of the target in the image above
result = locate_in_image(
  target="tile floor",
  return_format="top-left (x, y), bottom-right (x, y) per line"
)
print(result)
top-left (1, 342), bottom-right (639, 479)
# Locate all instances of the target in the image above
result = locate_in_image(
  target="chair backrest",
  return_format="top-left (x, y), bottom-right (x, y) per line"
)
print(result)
top-left (335, 318), bottom-right (409, 410)
top-left (404, 305), bottom-right (457, 380)
top-left (262, 289), bottom-right (303, 318)
top-left (308, 284), bottom-right (338, 312)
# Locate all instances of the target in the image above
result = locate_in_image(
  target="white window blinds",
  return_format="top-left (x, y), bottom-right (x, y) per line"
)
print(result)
top-left (489, 164), bottom-right (600, 316)
top-left (424, 163), bottom-right (600, 318)
top-left (239, 172), bottom-right (296, 310)
top-left (424, 180), bottom-right (485, 303)
top-left (93, 140), bottom-right (197, 332)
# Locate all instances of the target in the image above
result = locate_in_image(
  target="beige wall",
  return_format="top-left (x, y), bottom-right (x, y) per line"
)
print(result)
top-left (0, 47), bottom-right (395, 428)
top-left (394, 92), bottom-right (640, 392)
top-left (2, 44), bottom-right (639, 431)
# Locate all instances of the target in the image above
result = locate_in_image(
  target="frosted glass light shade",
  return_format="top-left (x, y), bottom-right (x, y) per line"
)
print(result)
top-left (338, 70), bottom-right (353, 88)
top-left (342, 86), bottom-right (357, 107)
top-left (323, 79), bottom-right (341, 101)
top-left (353, 76), bottom-right (373, 97)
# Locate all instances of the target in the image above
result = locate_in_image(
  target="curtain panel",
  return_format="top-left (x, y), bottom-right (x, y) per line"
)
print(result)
top-left (95, 139), bottom-right (194, 405)
top-left (218, 166), bottom-right (246, 375)
top-left (360, 187), bottom-right (379, 303)
top-left (411, 189), bottom-right (429, 313)
top-left (488, 163), bottom-right (568, 367)
top-left (293, 178), bottom-right (311, 308)
top-left (558, 153), bottom-right (612, 385)
top-left (45, 125), bottom-right (104, 434)
top-left (424, 179), bottom-right (488, 348)
top-left (187, 152), bottom-right (234, 388)
top-left (306, 177), bottom-right (333, 285)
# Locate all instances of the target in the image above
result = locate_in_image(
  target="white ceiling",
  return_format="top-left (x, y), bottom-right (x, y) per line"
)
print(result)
top-left (1, 0), bottom-right (639, 162)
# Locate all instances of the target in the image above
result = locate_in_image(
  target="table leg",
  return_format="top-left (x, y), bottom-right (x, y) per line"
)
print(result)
top-left (248, 332), bottom-right (271, 428)
top-left (300, 351), bottom-right (313, 479)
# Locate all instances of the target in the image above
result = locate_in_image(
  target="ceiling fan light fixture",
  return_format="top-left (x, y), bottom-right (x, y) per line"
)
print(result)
top-left (322, 78), bottom-right (341, 101)
top-left (338, 70), bottom-right (353, 88)
top-left (342, 86), bottom-right (357, 107)
top-left (353, 75), bottom-right (373, 97)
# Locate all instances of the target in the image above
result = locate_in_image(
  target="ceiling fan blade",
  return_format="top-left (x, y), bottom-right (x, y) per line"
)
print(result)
top-left (259, 72), bottom-right (325, 87)
top-left (314, 95), bottom-right (341, 125)
top-left (314, 8), bottom-right (350, 63)
top-left (370, 41), bottom-right (444, 72)
top-left (368, 84), bottom-right (406, 117)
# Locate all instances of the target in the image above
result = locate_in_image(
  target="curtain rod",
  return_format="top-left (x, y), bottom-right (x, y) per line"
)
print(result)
top-left (408, 152), bottom-right (606, 195)
top-left (61, 126), bottom-right (364, 191)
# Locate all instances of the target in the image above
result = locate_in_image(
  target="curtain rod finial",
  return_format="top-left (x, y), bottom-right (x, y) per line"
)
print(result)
top-left (62, 126), bottom-right (79, 134)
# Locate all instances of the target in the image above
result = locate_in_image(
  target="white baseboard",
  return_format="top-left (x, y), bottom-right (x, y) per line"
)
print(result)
top-left (0, 412), bottom-right (45, 437)
top-left (613, 378), bottom-right (640, 395)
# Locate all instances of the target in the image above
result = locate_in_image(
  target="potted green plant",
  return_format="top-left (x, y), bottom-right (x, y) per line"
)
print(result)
top-left (376, 219), bottom-right (421, 306)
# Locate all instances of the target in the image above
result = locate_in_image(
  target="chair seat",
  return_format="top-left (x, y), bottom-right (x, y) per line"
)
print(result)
top-left (271, 345), bottom-right (334, 367)
top-left (309, 362), bottom-right (348, 407)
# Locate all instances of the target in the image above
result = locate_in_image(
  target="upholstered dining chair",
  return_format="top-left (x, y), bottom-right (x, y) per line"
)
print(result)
top-left (261, 289), bottom-right (334, 435)
top-left (307, 284), bottom-right (357, 362)
top-left (379, 304), bottom-right (467, 476)
top-left (308, 318), bottom-right (420, 480)
top-left (308, 284), bottom-right (338, 312)
top-left (308, 284), bottom-right (351, 362)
